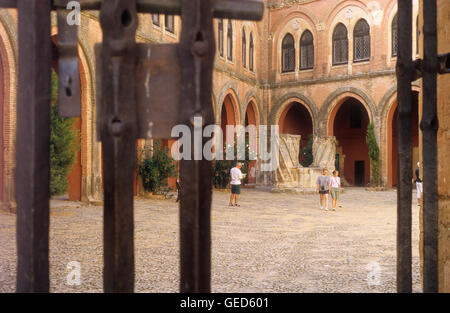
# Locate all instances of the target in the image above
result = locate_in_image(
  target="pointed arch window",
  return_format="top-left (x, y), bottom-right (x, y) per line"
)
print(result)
top-left (300, 30), bottom-right (314, 70)
top-left (392, 13), bottom-right (398, 57)
top-left (218, 19), bottom-right (224, 57)
top-left (227, 21), bottom-right (233, 61)
top-left (282, 33), bottom-right (295, 72)
top-left (249, 33), bottom-right (254, 72)
top-left (354, 19), bottom-right (370, 61)
top-left (333, 23), bottom-right (348, 65)
top-left (242, 30), bottom-right (247, 68)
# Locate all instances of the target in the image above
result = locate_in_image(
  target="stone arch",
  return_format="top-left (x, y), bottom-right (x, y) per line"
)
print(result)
top-left (242, 90), bottom-right (263, 126)
top-left (324, 0), bottom-right (372, 29)
top-left (325, 1), bottom-right (373, 67)
top-left (271, 13), bottom-right (318, 75)
top-left (216, 81), bottom-right (241, 124)
top-left (379, 84), bottom-right (421, 187)
top-left (0, 11), bottom-right (18, 210)
top-left (268, 92), bottom-right (318, 130)
top-left (270, 9), bottom-right (319, 38)
top-left (319, 87), bottom-right (375, 136)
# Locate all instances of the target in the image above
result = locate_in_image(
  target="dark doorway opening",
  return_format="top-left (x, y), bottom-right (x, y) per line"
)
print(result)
top-left (354, 160), bottom-right (365, 186)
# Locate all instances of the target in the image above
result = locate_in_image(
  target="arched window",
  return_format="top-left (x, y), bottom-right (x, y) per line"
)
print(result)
top-left (218, 20), bottom-right (224, 57)
top-left (249, 33), bottom-right (254, 72)
top-left (300, 30), bottom-right (314, 70)
top-left (353, 19), bottom-right (370, 61)
top-left (333, 23), bottom-right (348, 65)
top-left (227, 21), bottom-right (233, 61)
top-left (392, 13), bottom-right (398, 57)
top-left (242, 30), bottom-right (246, 68)
top-left (165, 15), bottom-right (174, 33)
top-left (282, 33), bottom-right (295, 72)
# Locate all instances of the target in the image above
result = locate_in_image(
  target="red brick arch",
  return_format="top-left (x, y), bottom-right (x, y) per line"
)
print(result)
top-left (329, 95), bottom-right (371, 186)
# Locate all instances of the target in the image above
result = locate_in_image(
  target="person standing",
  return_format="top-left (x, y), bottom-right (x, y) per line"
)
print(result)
top-left (229, 162), bottom-right (246, 207)
top-left (330, 170), bottom-right (341, 211)
top-left (414, 162), bottom-right (423, 206)
top-left (316, 168), bottom-right (331, 211)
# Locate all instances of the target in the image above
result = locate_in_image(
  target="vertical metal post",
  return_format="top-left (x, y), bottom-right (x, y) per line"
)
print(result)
top-left (15, 0), bottom-right (51, 292)
top-left (396, 0), bottom-right (413, 293)
top-left (99, 0), bottom-right (138, 292)
top-left (421, 0), bottom-right (438, 293)
top-left (178, 0), bottom-right (215, 292)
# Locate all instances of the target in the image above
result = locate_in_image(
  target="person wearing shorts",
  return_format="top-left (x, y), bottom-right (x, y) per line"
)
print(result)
top-left (330, 170), bottom-right (341, 211)
top-left (414, 162), bottom-right (423, 206)
top-left (316, 168), bottom-right (331, 211)
top-left (229, 162), bottom-right (246, 207)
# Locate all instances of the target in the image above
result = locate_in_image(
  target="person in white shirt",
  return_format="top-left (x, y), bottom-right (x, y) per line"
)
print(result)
top-left (229, 162), bottom-right (246, 207)
top-left (330, 170), bottom-right (341, 211)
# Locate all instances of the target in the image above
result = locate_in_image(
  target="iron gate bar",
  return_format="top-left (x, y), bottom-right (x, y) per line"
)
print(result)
top-left (98, 0), bottom-right (138, 293)
top-left (421, 0), bottom-right (438, 293)
top-left (16, 0), bottom-right (52, 292)
top-left (396, 0), bottom-right (413, 293)
top-left (0, 0), bottom-right (264, 21)
top-left (178, 0), bottom-right (216, 293)
top-left (57, 8), bottom-right (81, 117)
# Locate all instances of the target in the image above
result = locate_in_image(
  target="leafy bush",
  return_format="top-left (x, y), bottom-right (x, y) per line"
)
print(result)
top-left (50, 70), bottom-right (80, 196)
top-left (366, 123), bottom-right (381, 186)
top-left (137, 140), bottom-right (176, 193)
top-left (300, 134), bottom-right (314, 167)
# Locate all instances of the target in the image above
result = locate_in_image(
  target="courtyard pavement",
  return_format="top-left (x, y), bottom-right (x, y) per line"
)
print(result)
top-left (0, 188), bottom-right (422, 293)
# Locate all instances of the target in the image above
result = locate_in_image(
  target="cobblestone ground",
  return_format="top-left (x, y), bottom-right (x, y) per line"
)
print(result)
top-left (0, 188), bottom-right (422, 293)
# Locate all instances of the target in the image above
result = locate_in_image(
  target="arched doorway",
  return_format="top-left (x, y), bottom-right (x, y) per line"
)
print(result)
top-left (330, 97), bottom-right (370, 186)
top-left (278, 101), bottom-right (313, 164)
top-left (387, 91), bottom-right (419, 187)
top-left (220, 94), bottom-right (238, 144)
top-left (245, 100), bottom-right (259, 184)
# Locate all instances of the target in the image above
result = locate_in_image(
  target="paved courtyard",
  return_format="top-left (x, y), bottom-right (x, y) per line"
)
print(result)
top-left (0, 188), bottom-right (422, 293)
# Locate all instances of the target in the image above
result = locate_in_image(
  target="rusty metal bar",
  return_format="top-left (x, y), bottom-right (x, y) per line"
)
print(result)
top-left (57, 9), bottom-right (81, 117)
top-left (98, 0), bottom-right (138, 293)
top-left (395, 0), bottom-right (413, 293)
top-left (178, 0), bottom-right (215, 292)
top-left (0, 0), bottom-right (264, 21)
top-left (15, 0), bottom-right (51, 292)
top-left (421, 0), bottom-right (438, 293)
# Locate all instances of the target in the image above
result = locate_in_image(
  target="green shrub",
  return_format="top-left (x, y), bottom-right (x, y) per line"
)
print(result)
top-left (137, 140), bottom-right (176, 193)
top-left (50, 70), bottom-right (80, 196)
top-left (366, 123), bottom-right (381, 186)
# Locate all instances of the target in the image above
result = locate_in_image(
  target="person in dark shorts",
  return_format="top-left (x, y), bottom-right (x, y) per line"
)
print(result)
top-left (229, 162), bottom-right (246, 207)
top-left (316, 168), bottom-right (331, 211)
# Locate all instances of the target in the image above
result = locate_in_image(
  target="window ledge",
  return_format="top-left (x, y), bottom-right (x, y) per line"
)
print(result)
top-left (331, 63), bottom-right (348, 68)
top-left (353, 59), bottom-right (370, 65)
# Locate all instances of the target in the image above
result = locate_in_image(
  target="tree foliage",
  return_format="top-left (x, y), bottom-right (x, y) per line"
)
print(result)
top-left (137, 140), bottom-right (177, 193)
top-left (50, 70), bottom-right (80, 196)
top-left (366, 123), bottom-right (381, 186)
top-left (300, 134), bottom-right (314, 167)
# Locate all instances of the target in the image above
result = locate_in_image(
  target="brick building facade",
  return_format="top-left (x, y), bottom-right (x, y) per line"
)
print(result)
top-left (0, 0), bottom-right (448, 293)
top-left (0, 0), bottom-right (424, 207)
